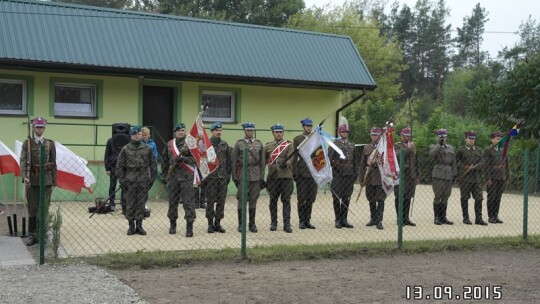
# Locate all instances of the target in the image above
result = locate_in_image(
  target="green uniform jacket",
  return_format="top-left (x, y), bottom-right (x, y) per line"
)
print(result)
top-left (456, 145), bottom-right (484, 184)
top-left (20, 138), bottom-right (57, 186)
top-left (484, 144), bottom-right (509, 181)
top-left (207, 138), bottom-right (232, 180)
top-left (429, 144), bottom-right (457, 180)
top-left (161, 138), bottom-right (197, 183)
top-left (394, 141), bottom-right (419, 181)
top-left (359, 143), bottom-right (381, 185)
top-left (264, 139), bottom-right (293, 180)
top-left (116, 142), bottom-right (157, 186)
top-left (329, 139), bottom-right (359, 178)
top-left (231, 138), bottom-right (265, 182)
top-left (292, 133), bottom-right (312, 178)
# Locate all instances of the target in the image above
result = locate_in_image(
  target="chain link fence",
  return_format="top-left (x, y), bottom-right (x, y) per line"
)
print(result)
top-left (4, 144), bottom-right (539, 260)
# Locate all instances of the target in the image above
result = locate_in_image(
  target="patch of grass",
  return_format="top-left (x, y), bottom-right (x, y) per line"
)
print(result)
top-left (60, 235), bottom-right (540, 270)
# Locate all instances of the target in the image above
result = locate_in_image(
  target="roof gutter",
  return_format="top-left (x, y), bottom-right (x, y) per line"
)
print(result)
top-left (335, 89), bottom-right (367, 135)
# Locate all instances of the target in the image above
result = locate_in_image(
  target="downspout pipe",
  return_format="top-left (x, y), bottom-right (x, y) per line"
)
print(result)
top-left (335, 89), bottom-right (367, 135)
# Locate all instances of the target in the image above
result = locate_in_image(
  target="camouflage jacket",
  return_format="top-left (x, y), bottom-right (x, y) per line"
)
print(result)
top-left (116, 141), bottom-right (157, 186)
top-left (206, 137), bottom-right (232, 180)
top-left (161, 137), bottom-right (197, 183)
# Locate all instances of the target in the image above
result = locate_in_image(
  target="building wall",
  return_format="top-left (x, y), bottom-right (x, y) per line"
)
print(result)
top-left (0, 68), bottom-right (341, 200)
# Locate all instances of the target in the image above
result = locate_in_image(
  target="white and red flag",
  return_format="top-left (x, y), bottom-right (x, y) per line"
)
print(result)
top-left (0, 141), bottom-right (20, 176)
top-left (185, 114), bottom-right (219, 181)
top-left (16, 140), bottom-right (96, 193)
top-left (375, 126), bottom-right (400, 195)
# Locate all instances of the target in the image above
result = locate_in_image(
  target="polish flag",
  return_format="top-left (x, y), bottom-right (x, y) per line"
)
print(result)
top-left (16, 141), bottom-right (96, 193)
top-left (0, 141), bottom-right (20, 176)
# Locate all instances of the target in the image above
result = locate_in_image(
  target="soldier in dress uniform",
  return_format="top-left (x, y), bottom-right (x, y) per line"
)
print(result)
top-left (393, 127), bottom-right (419, 226)
top-left (456, 130), bottom-right (487, 225)
top-left (429, 128), bottom-right (456, 225)
top-left (484, 130), bottom-right (509, 224)
top-left (116, 125), bottom-right (157, 236)
top-left (162, 123), bottom-right (198, 237)
top-left (328, 118), bottom-right (358, 229)
top-left (202, 122), bottom-right (232, 233)
top-left (360, 127), bottom-right (386, 230)
top-left (20, 117), bottom-right (57, 246)
top-left (231, 122), bottom-right (265, 233)
top-left (264, 123), bottom-right (294, 233)
top-left (293, 118), bottom-right (317, 229)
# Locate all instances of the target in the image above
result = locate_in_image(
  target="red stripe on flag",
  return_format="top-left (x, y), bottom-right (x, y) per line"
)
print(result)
top-left (0, 154), bottom-right (21, 176)
top-left (386, 129), bottom-right (396, 174)
top-left (56, 170), bottom-right (87, 193)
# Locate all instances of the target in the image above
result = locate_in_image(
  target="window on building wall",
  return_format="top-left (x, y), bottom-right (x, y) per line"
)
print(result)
top-left (201, 91), bottom-right (236, 123)
top-left (54, 83), bottom-right (96, 117)
top-left (0, 79), bottom-right (26, 115)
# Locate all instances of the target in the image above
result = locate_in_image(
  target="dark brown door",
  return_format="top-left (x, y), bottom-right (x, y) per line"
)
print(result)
top-left (143, 86), bottom-right (174, 156)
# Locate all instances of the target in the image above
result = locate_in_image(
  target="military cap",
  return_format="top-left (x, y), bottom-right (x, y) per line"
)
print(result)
top-left (271, 123), bottom-right (285, 132)
top-left (130, 125), bottom-right (142, 135)
top-left (464, 130), bottom-right (476, 139)
top-left (241, 122), bottom-right (255, 130)
top-left (491, 130), bottom-right (503, 138)
top-left (173, 123), bottom-right (186, 131)
top-left (400, 127), bottom-right (412, 137)
top-left (337, 124), bottom-right (349, 132)
top-left (32, 117), bottom-right (47, 127)
top-left (300, 118), bottom-right (313, 126)
top-left (210, 122), bottom-right (222, 131)
top-left (370, 127), bottom-right (382, 135)
top-left (435, 128), bottom-right (448, 137)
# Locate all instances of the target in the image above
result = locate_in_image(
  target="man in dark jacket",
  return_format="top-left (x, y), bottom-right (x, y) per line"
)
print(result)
top-left (484, 130), bottom-right (509, 224)
top-left (360, 127), bottom-right (386, 230)
top-left (104, 124), bottom-right (130, 212)
top-left (394, 127), bottom-right (419, 226)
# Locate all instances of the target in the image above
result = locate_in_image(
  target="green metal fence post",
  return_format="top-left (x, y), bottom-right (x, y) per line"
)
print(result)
top-left (39, 145), bottom-right (46, 265)
top-left (240, 147), bottom-right (248, 259)
top-left (535, 148), bottom-right (540, 193)
top-left (523, 149), bottom-right (529, 241)
top-left (397, 149), bottom-right (404, 249)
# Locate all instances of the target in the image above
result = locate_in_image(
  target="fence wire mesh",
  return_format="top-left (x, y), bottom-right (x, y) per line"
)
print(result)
top-left (3, 144), bottom-right (539, 260)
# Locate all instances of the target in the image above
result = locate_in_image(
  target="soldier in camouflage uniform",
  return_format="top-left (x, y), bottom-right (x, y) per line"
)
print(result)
top-left (429, 128), bottom-right (456, 225)
top-left (456, 130), bottom-right (487, 225)
top-left (328, 121), bottom-right (358, 229)
top-left (116, 125), bottom-right (157, 236)
top-left (162, 123), bottom-right (198, 237)
top-left (202, 122), bottom-right (232, 233)
top-left (484, 130), bottom-right (509, 224)
top-left (231, 122), bottom-right (265, 233)
top-left (393, 127), bottom-right (419, 226)
top-left (264, 124), bottom-right (294, 233)
top-left (20, 117), bottom-right (57, 246)
top-left (360, 127), bottom-right (386, 230)
top-left (293, 118), bottom-right (317, 229)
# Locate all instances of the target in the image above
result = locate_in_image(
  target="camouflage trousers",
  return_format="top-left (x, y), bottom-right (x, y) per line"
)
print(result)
top-left (124, 182), bottom-right (148, 221)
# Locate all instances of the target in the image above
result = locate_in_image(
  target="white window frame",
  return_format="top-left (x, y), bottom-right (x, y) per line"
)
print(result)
top-left (54, 82), bottom-right (96, 117)
top-left (201, 91), bottom-right (236, 123)
top-left (0, 78), bottom-right (26, 115)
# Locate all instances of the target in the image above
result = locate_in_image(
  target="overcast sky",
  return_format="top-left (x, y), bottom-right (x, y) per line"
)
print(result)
top-left (303, 0), bottom-right (537, 58)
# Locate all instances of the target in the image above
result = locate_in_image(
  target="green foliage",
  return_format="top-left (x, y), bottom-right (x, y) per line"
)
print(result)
top-left (344, 99), bottom-right (396, 144)
top-left (51, 0), bottom-right (130, 9)
top-left (454, 3), bottom-right (489, 68)
top-left (50, 206), bottom-right (63, 259)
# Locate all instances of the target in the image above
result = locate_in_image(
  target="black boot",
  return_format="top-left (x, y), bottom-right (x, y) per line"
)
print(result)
top-left (214, 219), bottom-right (226, 233)
top-left (127, 220), bottom-right (136, 235)
top-left (461, 199), bottom-right (472, 224)
top-left (441, 203), bottom-right (453, 225)
top-left (333, 197), bottom-right (342, 228)
top-left (305, 202), bottom-right (316, 229)
top-left (270, 201), bottom-right (278, 231)
top-left (186, 221), bottom-right (194, 237)
top-left (474, 200), bottom-right (487, 225)
top-left (136, 220), bottom-right (146, 235)
top-left (283, 201), bottom-right (292, 233)
top-left (169, 219), bottom-right (177, 234)
top-left (298, 203), bottom-right (306, 229)
top-left (207, 218), bottom-right (214, 233)
top-left (341, 199), bottom-right (353, 228)
top-left (26, 217), bottom-right (38, 246)
top-left (248, 208), bottom-right (258, 233)
top-left (434, 204), bottom-right (442, 225)
top-left (366, 201), bottom-right (377, 226)
top-left (237, 209), bottom-right (242, 232)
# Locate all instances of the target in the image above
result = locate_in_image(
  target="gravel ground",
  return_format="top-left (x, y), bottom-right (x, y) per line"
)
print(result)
top-left (0, 263), bottom-right (148, 304)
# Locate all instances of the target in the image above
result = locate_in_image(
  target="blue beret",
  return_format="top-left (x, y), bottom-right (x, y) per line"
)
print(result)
top-left (300, 118), bottom-right (313, 126)
top-left (173, 123), bottom-right (186, 131)
top-left (271, 123), bottom-right (285, 132)
top-left (211, 122), bottom-right (222, 131)
top-left (130, 125), bottom-right (142, 135)
top-left (241, 122), bottom-right (255, 130)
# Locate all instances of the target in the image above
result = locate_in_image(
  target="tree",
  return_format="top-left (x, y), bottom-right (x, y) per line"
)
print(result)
top-left (51, 0), bottom-right (130, 9)
top-left (454, 3), bottom-right (489, 68)
top-left (500, 16), bottom-right (540, 64)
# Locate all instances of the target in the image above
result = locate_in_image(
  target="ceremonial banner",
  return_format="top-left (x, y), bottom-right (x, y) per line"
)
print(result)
top-left (498, 122), bottom-right (522, 160)
top-left (185, 114), bottom-right (219, 181)
top-left (298, 127), bottom-right (344, 187)
top-left (375, 127), bottom-right (400, 195)
top-left (16, 141), bottom-right (96, 193)
top-left (0, 141), bottom-right (20, 176)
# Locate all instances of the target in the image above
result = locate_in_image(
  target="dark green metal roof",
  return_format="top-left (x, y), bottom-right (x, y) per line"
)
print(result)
top-left (0, 0), bottom-right (376, 90)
